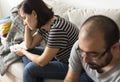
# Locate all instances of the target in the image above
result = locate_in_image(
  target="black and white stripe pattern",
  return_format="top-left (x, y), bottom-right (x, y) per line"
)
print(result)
top-left (38, 16), bottom-right (79, 63)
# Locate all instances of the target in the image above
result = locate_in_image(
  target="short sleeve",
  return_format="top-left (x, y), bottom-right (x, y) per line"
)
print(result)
top-left (69, 40), bottom-right (83, 72)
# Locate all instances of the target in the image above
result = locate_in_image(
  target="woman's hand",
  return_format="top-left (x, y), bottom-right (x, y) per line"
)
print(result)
top-left (15, 48), bottom-right (25, 56)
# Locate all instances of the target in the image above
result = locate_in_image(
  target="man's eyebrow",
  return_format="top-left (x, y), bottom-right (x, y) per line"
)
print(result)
top-left (78, 46), bottom-right (99, 54)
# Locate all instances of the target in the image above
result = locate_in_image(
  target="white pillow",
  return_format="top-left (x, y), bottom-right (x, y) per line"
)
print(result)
top-left (44, 0), bottom-right (74, 19)
top-left (67, 9), bottom-right (120, 29)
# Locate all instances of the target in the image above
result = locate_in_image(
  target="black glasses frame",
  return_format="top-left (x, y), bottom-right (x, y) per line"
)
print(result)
top-left (76, 45), bottom-right (111, 60)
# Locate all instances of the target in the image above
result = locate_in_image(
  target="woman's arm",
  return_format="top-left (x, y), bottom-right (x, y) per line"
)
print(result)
top-left (24, 26), bottom-right (42, 48)
top-left (16, 46), bottom-right (60, 67)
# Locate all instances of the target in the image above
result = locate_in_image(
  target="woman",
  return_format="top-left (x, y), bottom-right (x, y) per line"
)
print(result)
top-left (15, 0), bottom-right (79, 82)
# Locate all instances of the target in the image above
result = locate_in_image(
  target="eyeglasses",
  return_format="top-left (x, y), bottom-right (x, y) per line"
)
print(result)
top-left (76, 46), bottom-right (110, 62)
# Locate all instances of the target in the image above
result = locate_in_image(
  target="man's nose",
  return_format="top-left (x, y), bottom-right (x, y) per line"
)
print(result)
top-left (82, 53), bottom-right (91, 63)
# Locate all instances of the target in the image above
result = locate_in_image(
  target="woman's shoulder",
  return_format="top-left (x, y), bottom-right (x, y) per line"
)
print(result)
top-left (51, 15), bottom-right (79, 32)
top-left (53, 15), bottom-right (75, 26)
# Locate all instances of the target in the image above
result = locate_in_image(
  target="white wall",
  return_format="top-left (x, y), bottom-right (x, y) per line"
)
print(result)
top-left (0, 0), bottom-right (22, 18)
top-left (0, 0), bottom-right (2, 18)
top-left (0, 0), bottom-right (12, 18)
top-left (0, 0), bottom-right (120, 18)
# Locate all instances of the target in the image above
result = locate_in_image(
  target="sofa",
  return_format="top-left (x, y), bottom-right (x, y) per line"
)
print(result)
top-left (1, 0), bottom-right (120, 82)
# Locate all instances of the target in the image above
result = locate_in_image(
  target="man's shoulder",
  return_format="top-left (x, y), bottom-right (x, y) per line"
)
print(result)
top-left (73, 40), bottom-right (79, 49)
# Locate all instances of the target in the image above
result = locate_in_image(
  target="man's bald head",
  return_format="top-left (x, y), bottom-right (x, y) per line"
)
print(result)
top-left (79, 15), bottom-right (119, 48)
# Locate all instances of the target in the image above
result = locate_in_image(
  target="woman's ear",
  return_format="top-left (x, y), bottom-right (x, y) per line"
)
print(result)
top-left (32, 10), bottom-right (37, 18)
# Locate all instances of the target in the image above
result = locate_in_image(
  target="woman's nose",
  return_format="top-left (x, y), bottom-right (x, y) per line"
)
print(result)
top-left (23, 21), bottom-right (27, 26)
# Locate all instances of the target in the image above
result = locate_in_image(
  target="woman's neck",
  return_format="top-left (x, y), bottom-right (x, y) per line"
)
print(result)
top-left (41, 16), bottom-right (56, 31)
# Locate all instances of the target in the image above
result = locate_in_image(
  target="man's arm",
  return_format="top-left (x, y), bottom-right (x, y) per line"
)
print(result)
top-left (64, 68), bottom-right (80, 82)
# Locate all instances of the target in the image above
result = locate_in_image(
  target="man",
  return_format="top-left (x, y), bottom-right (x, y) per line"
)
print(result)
top-left (64, 15), bottom-right (120, 82)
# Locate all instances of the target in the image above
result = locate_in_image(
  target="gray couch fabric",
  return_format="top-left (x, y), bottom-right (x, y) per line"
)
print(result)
top-left (0, 7), bottom-right (24, 75)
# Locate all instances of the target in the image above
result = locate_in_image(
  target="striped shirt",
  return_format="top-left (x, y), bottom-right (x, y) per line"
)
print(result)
top-left (38, 16), bottom-right (79, 63)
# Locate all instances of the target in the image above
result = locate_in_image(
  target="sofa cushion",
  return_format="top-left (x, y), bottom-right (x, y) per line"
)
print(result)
top-left (67, 9), bottom-right (120, 29)
top-left (7, 61), bottom-right (63, 82)
top-left (44, 0), bottom-right (75, 20)
top-left (7, 61), bottom-right (23, 80)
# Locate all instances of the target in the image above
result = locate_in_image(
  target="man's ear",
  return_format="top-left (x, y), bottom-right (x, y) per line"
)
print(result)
top-left (111, 42), bottom-right (120, 53)
top-left (32, 10), bottom-right (37, 18)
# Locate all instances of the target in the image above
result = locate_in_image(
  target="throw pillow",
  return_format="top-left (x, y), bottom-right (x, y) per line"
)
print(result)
top-left (44, 0), bottom-right (75, 20)
top-left (67, 9), bottom-right (120, 29)
top-left (1, 21), bottom-right (12, 37)
top-left (0, 16), bottom-right (12, 37)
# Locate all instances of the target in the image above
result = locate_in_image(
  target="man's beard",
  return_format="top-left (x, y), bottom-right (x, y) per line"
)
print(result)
top-left (88, 52), bottom-right (113, 72)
